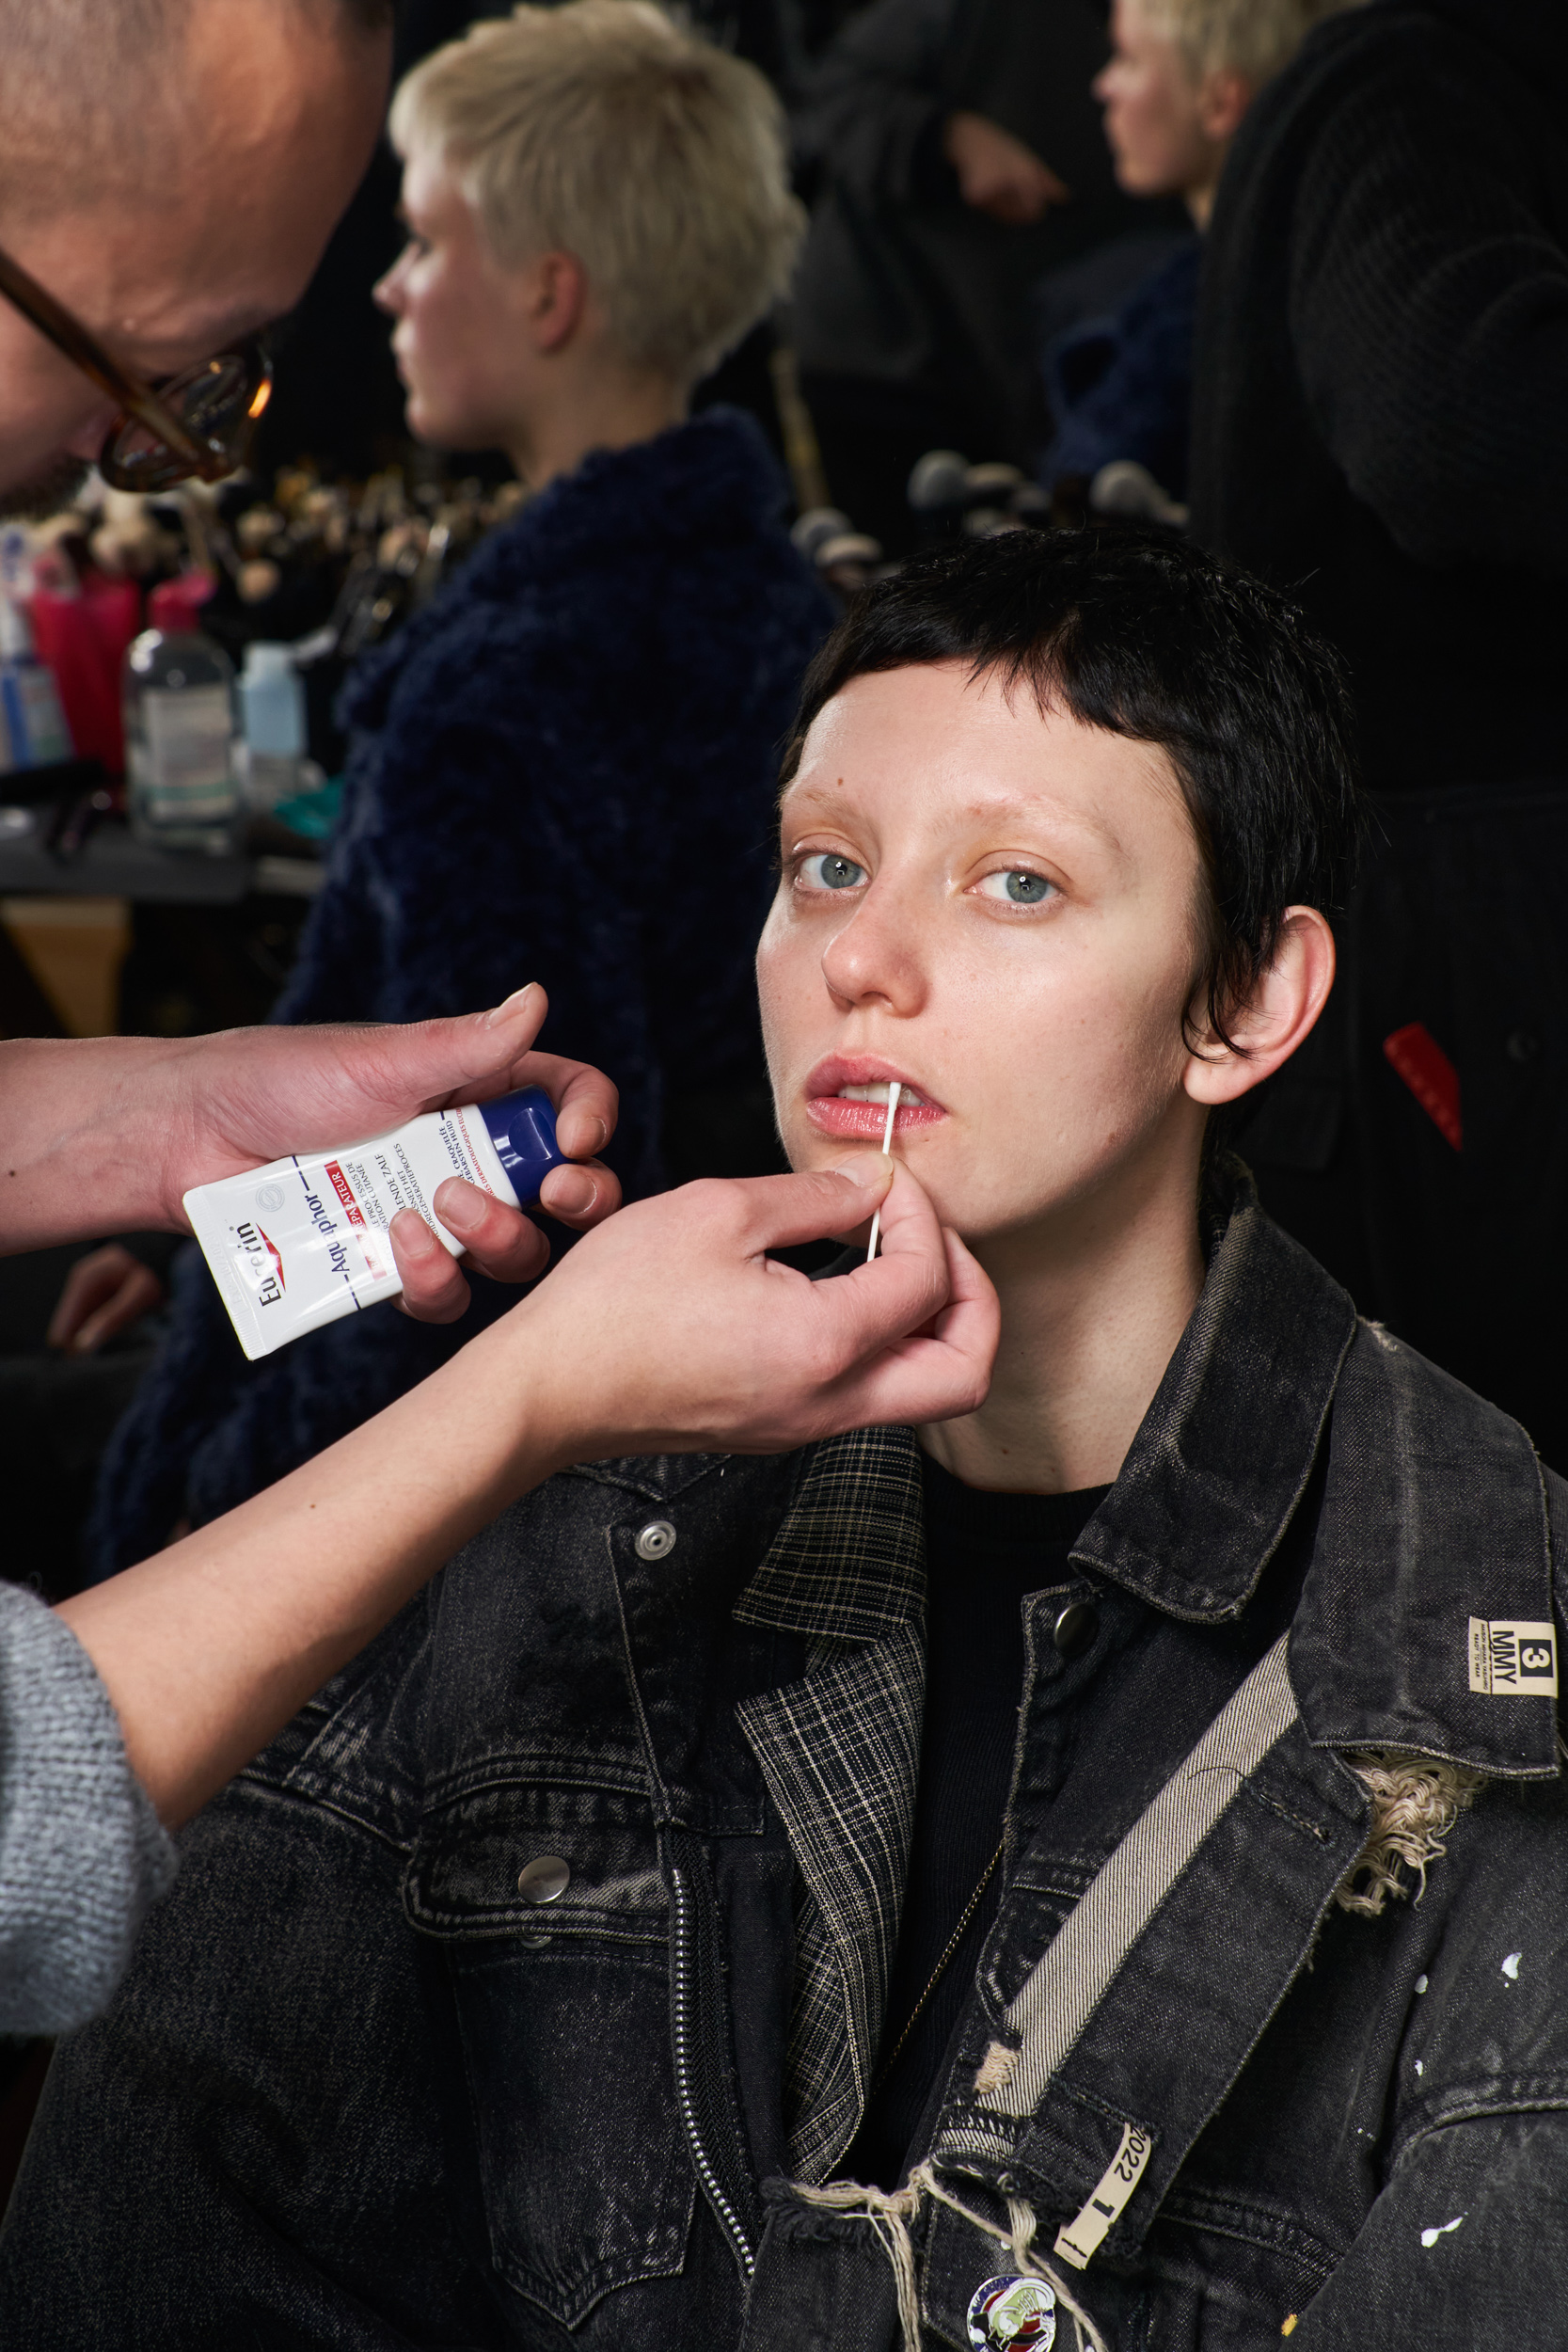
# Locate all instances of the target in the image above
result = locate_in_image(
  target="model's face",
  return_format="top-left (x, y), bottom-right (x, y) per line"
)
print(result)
top-left (758, 662), bottom-right (1212, 1247)
top-left (376, 150), bottom-right (535, 452)
top-left (1094, 0), bottom-right (1215, 198)
top-left (0, 12), bottom-right (388, 512)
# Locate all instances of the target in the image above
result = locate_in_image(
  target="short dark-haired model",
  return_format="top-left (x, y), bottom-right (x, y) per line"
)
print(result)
top-left (8, 533), bottom-right (1565, 2351)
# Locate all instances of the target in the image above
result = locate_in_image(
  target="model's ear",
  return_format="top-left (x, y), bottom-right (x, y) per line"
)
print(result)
top-left (1181, 905), bottom-right (1335, 1109)
top-left (519, 249), bottom-right (590, 354)
top-left (1196, 65), bottom-right (1254, 147)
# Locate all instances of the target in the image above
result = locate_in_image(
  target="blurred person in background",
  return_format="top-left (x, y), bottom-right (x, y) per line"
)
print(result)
top-left (1191, 0), bottom-right (1568, 1466)
top-left (90, 0), bottom-right (835, 1581)
top-left (1038, 0), bottom-right (1351, 509)
top-left (791, 0), bottom-right (1183, 552)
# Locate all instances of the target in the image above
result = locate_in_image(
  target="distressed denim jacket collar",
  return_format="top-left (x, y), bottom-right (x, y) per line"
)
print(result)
top-left (739, 1163), bottom-right (1557, 1762)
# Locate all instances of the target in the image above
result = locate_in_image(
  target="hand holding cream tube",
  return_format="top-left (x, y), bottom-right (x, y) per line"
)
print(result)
top-left (184, 1085), bottom-right (563, 1360)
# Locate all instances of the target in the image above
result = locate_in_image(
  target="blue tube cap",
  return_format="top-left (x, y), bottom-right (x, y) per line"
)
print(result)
top-left (479, 1085), bottom-right (564, 1206)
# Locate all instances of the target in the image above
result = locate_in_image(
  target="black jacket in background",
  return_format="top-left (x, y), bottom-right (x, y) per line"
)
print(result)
top-left (1189, 0), bottom-right (1568, 790)
top-left (792, 0), bottom-right (1172, 465)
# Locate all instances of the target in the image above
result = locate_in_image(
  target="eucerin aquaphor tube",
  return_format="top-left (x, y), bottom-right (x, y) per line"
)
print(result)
top-left (184, 1085), bottom-right (563, 1361)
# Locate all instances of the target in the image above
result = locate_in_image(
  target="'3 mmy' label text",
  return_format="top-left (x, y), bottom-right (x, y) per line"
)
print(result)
top-left (1468, 1617), bottom-right (1558, 1697)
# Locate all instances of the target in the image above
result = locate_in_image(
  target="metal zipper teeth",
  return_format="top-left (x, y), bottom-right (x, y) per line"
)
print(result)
top-left (670, 1867), bottom-right (756, 2279)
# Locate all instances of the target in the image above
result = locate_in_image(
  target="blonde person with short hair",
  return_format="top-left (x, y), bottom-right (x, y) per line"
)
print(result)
top-left (1098, 0), bottom-right (1352, 228)
top-left (92, 0), bottom-right (836, 1581)
top-left (1038, 0), bottom-right (1355, 504)
top-left (381, 0), bottom-right (806, 478)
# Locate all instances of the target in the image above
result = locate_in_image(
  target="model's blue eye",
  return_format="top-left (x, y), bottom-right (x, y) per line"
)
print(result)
top-left (978, 869), bottom-right (1055, 904)
top-left (799, 851), bottom-right (866, 892)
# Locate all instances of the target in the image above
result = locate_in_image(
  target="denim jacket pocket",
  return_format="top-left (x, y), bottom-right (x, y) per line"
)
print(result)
top-left (404, 1780), bottom-right (695, 2328)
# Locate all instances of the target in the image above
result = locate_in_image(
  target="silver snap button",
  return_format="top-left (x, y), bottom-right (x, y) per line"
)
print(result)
top-left (1053, 1600), bottom-right (1099, 1660)
top-left (634, 1518), bottom-right (677, 1561)
top-left (516, 1854), bottom-right (571, 1905)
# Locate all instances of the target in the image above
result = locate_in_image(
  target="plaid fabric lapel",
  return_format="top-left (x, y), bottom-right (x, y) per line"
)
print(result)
top-left (734, 1426), bottom-right (927, 2183)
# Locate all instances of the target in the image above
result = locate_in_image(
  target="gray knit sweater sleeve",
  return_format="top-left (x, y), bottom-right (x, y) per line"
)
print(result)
top-left (0, 1581), bottom-right (176, 2036)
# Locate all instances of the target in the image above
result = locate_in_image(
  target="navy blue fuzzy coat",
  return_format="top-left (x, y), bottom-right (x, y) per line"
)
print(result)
top-left (92, 410), bottom-right (832, 1573)
top-left (1039, 236), bottom-right (1201, 500)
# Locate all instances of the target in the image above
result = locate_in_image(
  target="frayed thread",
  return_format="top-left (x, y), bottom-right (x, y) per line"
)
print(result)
top-left (974, 2040), bottom-right (1019, 2095)
top-left (1336, 1753), bottom-right (1483, 1917)
top-left (794, 2159), bottom-right (1109, 2352)
top-left (794, 2173), bottom-right (924, 2348)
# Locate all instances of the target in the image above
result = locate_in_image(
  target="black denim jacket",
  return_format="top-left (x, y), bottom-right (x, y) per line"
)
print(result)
top-left (6, 1177), bottom-right (1567, 2351)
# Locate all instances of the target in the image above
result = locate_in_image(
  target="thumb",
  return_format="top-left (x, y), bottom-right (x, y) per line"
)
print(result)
top-left (731, 1156), bottom-right (894, 1255)
top-left (449, 981), bottom-right (550, 1075)
top-left (372, 985), bottom-right (550, 1109)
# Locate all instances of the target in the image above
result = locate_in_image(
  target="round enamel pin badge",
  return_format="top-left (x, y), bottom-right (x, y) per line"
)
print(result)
top-left (966, 2273), bottom-right (1057, 2351)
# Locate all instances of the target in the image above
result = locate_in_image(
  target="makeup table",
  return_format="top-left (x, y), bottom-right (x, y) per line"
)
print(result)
top-left (0, 805), bottom-right (322, 904)
top-left (0, 781), bottom-right (323, 1038)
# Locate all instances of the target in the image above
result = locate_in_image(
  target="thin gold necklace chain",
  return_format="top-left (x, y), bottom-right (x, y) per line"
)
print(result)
top-left (871, 1836), bottom-right (1006, 2097)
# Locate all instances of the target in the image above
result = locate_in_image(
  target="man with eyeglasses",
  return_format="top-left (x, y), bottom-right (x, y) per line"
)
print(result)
top-left (0, 0), bottom-right (392, 512)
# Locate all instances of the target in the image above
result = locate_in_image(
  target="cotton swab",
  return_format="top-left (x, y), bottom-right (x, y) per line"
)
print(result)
top-left (864, 1081), bottom-right (901, 1263)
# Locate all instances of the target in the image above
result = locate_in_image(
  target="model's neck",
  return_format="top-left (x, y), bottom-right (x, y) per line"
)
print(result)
top-left (918, 1144), bottom-right (1208, 1495)
top-left (505, 369), bottom-right (688, 493)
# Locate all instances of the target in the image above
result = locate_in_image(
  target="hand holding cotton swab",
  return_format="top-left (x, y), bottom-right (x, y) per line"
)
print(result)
top-left (864, 1081), bottom-right (901, 1263)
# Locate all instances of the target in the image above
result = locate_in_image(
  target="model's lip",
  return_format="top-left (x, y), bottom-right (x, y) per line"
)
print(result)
top-left (805, 1056), bottom-right (946, 1113)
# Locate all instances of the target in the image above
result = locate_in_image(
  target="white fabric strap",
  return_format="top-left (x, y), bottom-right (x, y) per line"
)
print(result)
top-left (978, 1632), bottom-right (1298, 2121)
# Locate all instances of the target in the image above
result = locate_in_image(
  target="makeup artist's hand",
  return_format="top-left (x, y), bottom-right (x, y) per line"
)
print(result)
top-left (167, 984), bottom-right (620, 1322)
top-left (515, 1152), bottom-right (999, 1464)
top-left (0, 987), bottom-right (620, 1326)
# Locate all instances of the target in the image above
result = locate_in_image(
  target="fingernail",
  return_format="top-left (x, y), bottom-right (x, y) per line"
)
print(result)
top-left (562, 1113), bottom-right (609, 1159)
top-left (433, 1181), bottom-right (483, 1234)
top-left (487, 981), bottom-right (540, 1026)
top-left (828, 1154), bottom-right (894, 1189)
top-left (391, 1206), bottom-right (437, 1251)
top-left (545, 1166), bottom-right (597, 1216)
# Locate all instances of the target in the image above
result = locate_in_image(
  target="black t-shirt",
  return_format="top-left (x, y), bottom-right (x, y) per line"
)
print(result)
top-left (843, 1453), bottom-right (1110, 2192)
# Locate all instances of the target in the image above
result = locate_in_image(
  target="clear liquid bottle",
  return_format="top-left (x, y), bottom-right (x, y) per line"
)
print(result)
top-left (236, 641), bottom-right (306, 812)
top-left (124, 576), bottom-right (240, 853)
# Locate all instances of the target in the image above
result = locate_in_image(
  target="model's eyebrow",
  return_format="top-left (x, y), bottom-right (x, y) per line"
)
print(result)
top-left (778, 780), bottom-right (849, 817)
top-left (782, 779), bottom-right (1130, 860)
top-left (956, 788), bottom-right (1124, 850)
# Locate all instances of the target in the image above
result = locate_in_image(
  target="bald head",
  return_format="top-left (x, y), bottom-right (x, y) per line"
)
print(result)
top-left (0, 0), bottom-right (391, 505)
top-left (0, 0), bottom-right (391, 222)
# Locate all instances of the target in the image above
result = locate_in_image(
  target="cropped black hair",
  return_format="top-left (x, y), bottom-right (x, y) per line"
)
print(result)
top-left (780, 531), bottom-right (1364, 1051)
